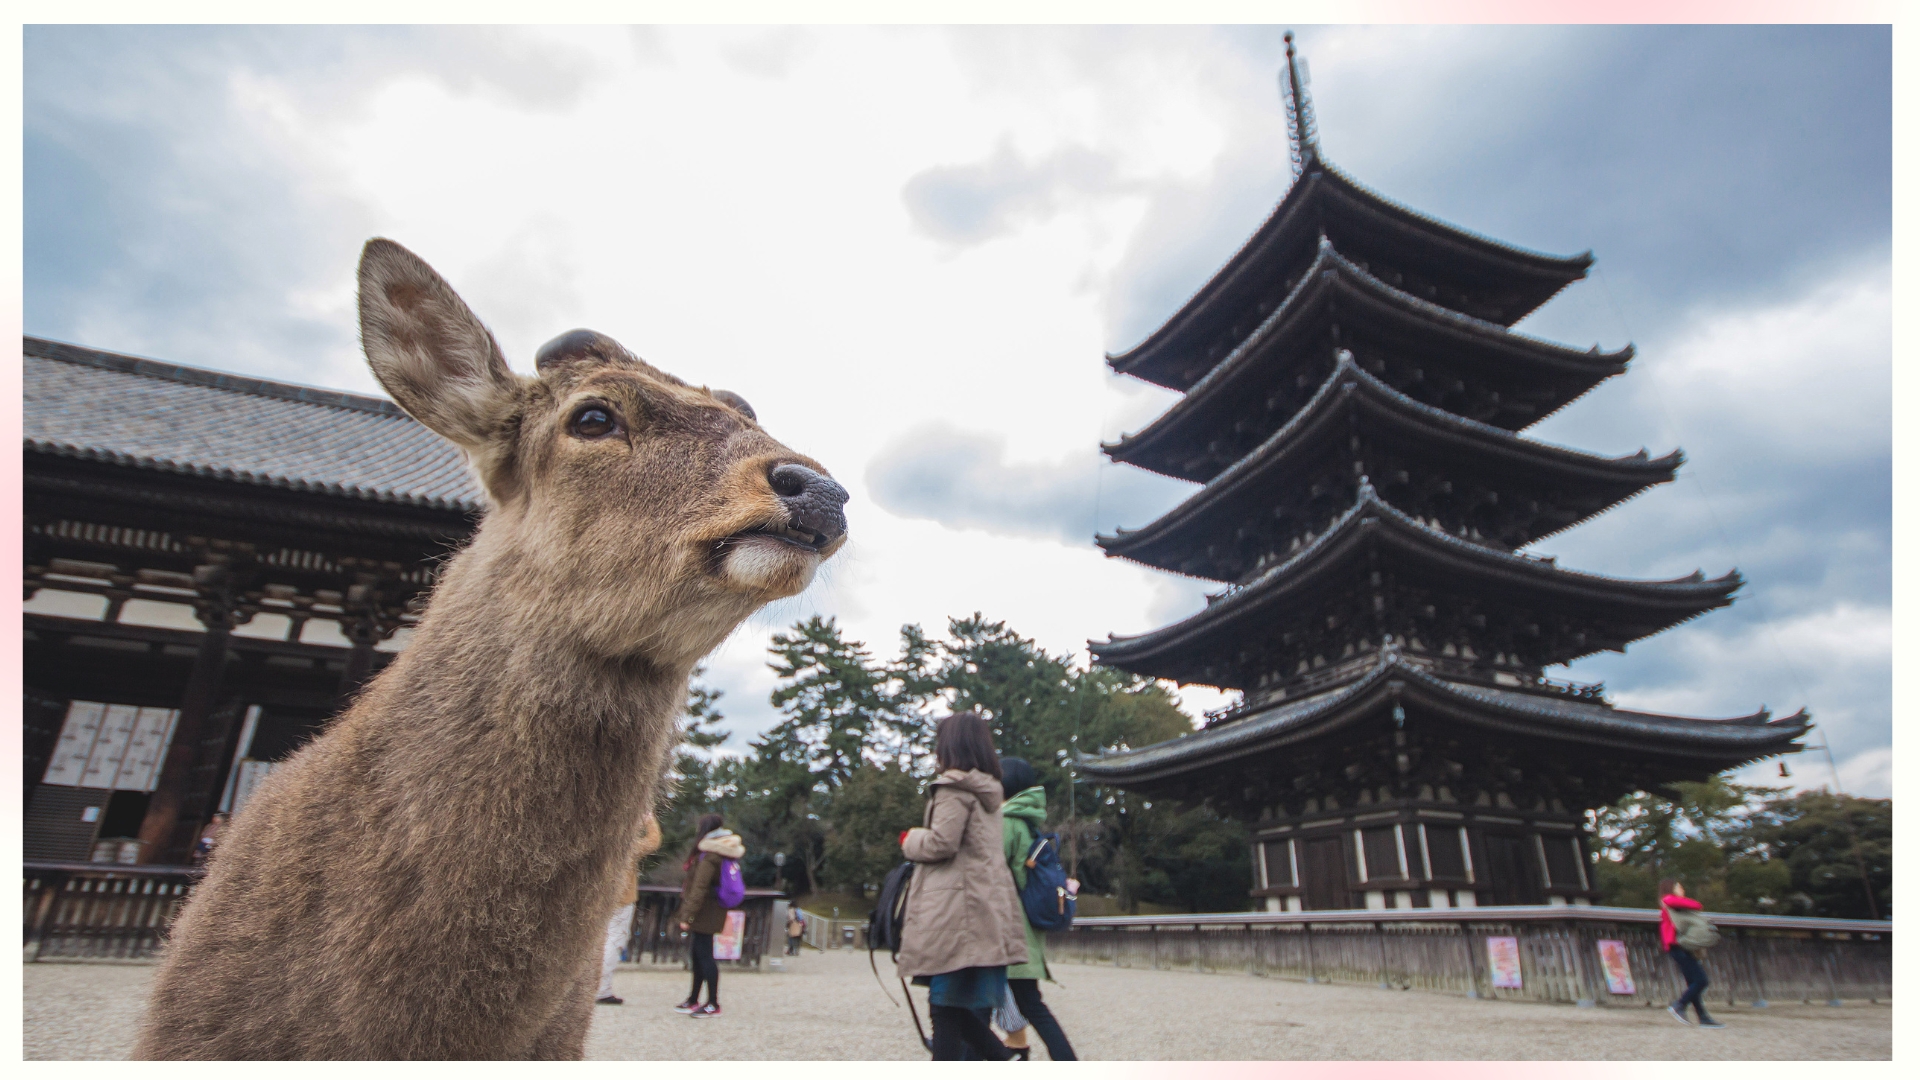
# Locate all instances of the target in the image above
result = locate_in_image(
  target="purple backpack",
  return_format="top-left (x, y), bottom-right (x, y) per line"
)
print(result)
top-left (715, 856), bottom-right (746, 909)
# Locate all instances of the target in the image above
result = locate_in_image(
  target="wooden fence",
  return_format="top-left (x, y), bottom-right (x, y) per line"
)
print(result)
top-left (625, 885), bottom-right (782, 971)
top-left (1048, 906), bottom-right (1891, 1008)
top-left (23, 864), bottom-right (785, 971)
top-left (24, 862), bottom-right (198, 962)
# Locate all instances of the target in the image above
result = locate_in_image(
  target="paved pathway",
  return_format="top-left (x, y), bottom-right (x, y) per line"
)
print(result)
top-left (25, 949), bottom-right (1891, 1060)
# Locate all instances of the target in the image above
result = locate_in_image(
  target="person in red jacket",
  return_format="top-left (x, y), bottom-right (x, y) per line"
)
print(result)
top-left (1658, 879), bottom-right (1722, 1028)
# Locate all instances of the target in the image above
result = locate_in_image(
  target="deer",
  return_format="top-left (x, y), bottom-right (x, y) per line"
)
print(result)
top-left (133, 239), bottom-right (849, 1060)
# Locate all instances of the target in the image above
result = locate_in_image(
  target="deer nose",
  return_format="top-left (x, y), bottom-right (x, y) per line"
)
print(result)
top-left (769, 463), bottom-right (849, 545)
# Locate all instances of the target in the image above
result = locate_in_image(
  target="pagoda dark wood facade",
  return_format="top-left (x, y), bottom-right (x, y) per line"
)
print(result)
top-left (1081, 38), bottom-right (1809, 912)
top-left (23, 336), bottom-right (481, 866)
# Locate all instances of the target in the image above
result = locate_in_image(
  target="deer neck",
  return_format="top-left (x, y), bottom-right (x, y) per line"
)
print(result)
top-left (356, 524), bottom-right (693, 840)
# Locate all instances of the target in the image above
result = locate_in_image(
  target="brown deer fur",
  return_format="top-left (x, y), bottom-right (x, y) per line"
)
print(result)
top-left (133, 239), bottom-right (847, 1059)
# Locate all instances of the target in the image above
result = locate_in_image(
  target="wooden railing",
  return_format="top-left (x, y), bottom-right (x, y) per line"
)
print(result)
top-left (793, 911), bottom-right (870, 951)
top-left (628, 885), bottom-right (782, 970)
top-left (1047, 906), bottom-right (1892, 1008)
top-left (24, 862), bottom-right (200, 962)
top-left (23, 868), bottom-right (787, 971)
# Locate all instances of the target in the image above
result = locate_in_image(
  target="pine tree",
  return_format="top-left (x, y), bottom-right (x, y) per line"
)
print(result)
top-left (766, 616), bottom-right (896, 789)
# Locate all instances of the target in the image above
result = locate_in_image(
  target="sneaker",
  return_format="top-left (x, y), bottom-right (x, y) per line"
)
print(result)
top-left (1697, 1017), bottom-right (1725, 1029)
top-left (672, 999), bottom-right (700, 1013)
top-left (689, 1003), bottom-right (722, 1019)
top-left (595, 996), bottom-right (623, 1006)
top-left (1667, 1004), bottom-right (1692, 1026)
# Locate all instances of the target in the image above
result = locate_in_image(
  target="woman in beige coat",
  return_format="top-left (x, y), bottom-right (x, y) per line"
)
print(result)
top-left (896, 712), bottom-right (1028, 1060)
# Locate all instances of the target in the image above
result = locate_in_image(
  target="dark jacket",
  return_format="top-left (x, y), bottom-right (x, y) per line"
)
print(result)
top-left (675, 830), bottom-right (745, 935)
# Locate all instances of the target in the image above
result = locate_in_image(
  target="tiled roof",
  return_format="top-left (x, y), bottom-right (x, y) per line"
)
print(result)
top-left (1097, 355), bottom-right (1679, 567)
top-left (1102, 240), bottom-right (1630, 476)
top-left (1091, 481), bottom-right (1740, 675)
top-left (23, 337), bottom-right (485, 514)
top-left (1106, 153), bottom-right (1594, 381)
top-left (1076, 648), bottom-right (1808, 783)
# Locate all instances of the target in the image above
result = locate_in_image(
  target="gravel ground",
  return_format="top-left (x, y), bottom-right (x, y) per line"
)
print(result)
top-left (24, 950), bottom-right (1891, 1061)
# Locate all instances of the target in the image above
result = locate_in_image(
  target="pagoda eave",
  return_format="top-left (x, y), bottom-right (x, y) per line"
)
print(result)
top-left (1104, 249), bottom-right (1631, 481)
top-left (1091, 487), bottom-right (1740, 681)
top-left (1077, 651), bottom-right (1808, 791)
top-left (1097, 357), bottom-right (1682, 576)
top-left (1107, 161), bottom-right (1596, 391)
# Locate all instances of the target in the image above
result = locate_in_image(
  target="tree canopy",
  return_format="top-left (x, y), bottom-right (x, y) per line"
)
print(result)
top-left (1590, 776), bottom-right (1889, 919)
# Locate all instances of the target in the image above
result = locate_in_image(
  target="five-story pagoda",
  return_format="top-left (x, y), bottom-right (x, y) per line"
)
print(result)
top-left (1081, 35), bottom-right (1810, 911)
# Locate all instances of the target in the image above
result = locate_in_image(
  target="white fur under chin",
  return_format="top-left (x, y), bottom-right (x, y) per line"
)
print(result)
top-left (722, 537), bottom-right (818, 594)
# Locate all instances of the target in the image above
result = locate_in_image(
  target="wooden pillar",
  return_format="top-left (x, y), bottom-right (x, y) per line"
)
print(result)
top-left (136, 571), bottom-right (239, 864)
top-left (339, 615), bottom-right (381, 698)
top-left (339, 574), bottom-right (399, 698)
top-left (1461, 921), bottom-right (1483, 999)
top-left (1376, 919), bottom-right (1393, 989)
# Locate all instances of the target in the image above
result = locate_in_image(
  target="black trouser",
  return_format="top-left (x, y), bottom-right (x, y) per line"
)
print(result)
top-left (689, 932), bottom-right (719, 1005)
top-left (930, 1004), bottom-right (1011, 1060)
top-left (787, 936), bottom-right (800, 956)
top-left (1009, 978), bottom-right (1077, 1061)
top-left (1668, 946), bottom-right (1711, 1020)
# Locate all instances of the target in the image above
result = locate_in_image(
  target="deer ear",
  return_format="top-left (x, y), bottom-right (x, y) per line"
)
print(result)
top-left (357, 238), bottom-right (520, 450)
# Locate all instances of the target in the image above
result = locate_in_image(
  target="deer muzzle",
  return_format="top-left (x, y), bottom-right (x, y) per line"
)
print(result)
top-left (768, 463), bottom-right (849, 547)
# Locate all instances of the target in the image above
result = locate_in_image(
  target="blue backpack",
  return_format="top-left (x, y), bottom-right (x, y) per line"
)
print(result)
top-left (1019, 833), bottom-right (1075, 931)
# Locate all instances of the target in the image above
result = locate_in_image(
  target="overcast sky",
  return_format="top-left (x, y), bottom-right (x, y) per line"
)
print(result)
top-left (24, 25), bottom-right (1891, 797)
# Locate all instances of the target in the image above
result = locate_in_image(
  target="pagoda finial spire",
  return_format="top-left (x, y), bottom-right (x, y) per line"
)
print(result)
top-left (1281, 30), bottom-right (1320, 176)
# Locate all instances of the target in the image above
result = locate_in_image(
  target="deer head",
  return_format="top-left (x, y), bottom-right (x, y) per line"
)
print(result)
top-left (357, 238), bottom-right (847, 667)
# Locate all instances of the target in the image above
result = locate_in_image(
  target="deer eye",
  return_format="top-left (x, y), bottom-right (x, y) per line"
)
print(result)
top-left (569, 404), bottom-right (622, 439)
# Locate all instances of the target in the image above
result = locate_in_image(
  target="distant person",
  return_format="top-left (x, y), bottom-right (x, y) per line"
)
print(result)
top-left (596, 815), bottom-right (662, 1006)
top-left (191, 813), bottom-right (228, 868)
top-left (896, 712), bottom-right (1027, 1060)
top-left (786, 908), bottom-right (805, 956)
top-left (675, 813), bottom-right (744, 1019)
top-left (997, 757), bottom-right (1078, 1060)
top-left (1659, 879), bottom-right (1722, 1028)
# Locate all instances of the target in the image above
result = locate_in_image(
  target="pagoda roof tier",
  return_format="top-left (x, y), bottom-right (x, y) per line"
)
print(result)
top-left (1098, 356), bottom-right (1681, 580)
top-left (1075, 647), bottom-right (1808, 800)
top-left (1107, 158), bottom-right (1595, 391)
top-left (1104, 241), bottom-right (1631, 482)
top-left (1090, 484), bottom-right (1739, 687)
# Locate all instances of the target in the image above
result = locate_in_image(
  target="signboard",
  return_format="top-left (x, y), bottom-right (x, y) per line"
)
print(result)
top-left (1597, 939), bottom-right (1636, 995)
top-left (713, 910), bottom-right (747, 961)
top-left (42, 701), bottom-right (179, 792)
top-left (1486, 936), bottom-right (1523, 989)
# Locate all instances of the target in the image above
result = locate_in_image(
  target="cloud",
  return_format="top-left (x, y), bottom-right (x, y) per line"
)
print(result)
top-left (22, 26), bottom-right (603, 392)
top-left (903, 141), bottom-right (1128, 245)
top-left (1831, 746), bottom-right (1892, 798)
top-left (1572, 601), bottom-right (1889, 783)
top-left (719, 26), bottom-right (816, 79)
top-left (866, 423), bottom-right (1193, 546)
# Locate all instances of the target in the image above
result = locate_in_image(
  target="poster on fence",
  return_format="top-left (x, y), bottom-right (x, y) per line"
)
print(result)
top-left (1486, 936), bottom-right (1523, 989)
top-left (1597, 939), bottom-right (1636, 995)
top-left (713, 910), bottom-right (746, 961)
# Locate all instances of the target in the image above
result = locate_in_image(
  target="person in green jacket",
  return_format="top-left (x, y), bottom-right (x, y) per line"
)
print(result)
top-left (998, 758), bottom-right (1078, 1061)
